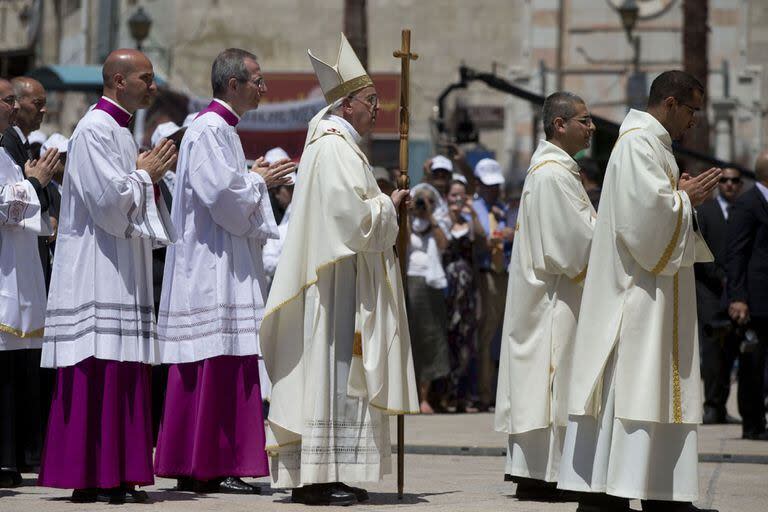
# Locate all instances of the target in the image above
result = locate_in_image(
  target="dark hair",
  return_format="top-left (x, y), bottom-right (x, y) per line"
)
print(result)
top-left (647, 70), bottom-right (704, 108)
top-left (575, 157), bottom-right (604, 186)
top-left (542, 91), bottom-right (584, 139)
top-left (211, 48), bottom-right (258, 97)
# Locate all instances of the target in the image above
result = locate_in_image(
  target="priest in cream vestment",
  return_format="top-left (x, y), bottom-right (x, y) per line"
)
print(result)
top-left (260, 34), bottom-right (419, 506)
top-left (557, 72), bottom-right (722, 512)
top-left (494, 92), bottom-right (596, 500)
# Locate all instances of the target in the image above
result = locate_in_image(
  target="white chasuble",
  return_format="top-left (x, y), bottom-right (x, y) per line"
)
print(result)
top-left (557, 109), bottom-right (710, 501)
top-left (494, 140), bottom-right (595, 481)
top-left (0, 148), bottom-right (46, 350)
top-left (42, 108), bottom-right (175, 368)
top-left (156, 109), bottom-right (278, 363)
top-left (260, 112), bottom-right (419, 487)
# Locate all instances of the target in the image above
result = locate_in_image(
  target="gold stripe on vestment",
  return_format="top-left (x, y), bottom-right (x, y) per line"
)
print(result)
top-left (353, 332), bottom-right (363, 357)
top-left (0, 323), bottom-right (44, 339)
top-left (672, 272), bottom-right (682, 423)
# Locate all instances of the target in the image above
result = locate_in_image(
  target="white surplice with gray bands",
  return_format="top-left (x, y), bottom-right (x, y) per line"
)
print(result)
top-left (41, 109), bottom-right (175, 368)
top-left (269, 258), bottom-right (392, 488)
top-left (154, 110), bottom-right (278, 364)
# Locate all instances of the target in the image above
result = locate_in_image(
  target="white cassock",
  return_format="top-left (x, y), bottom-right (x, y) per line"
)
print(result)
top-left (260, 112), bottom-right (419, 488)
top-left (42, 106), bottom-right (175, 367)
top-left (494, 140), bottom-right (595, 482)
top-left (557, 109), bottom-right (710, 502)
top-left (156, 106), bottom-right (277, 362)
top-left (495, 141), bottom-right (595, 482)
top-left (0, 148), bottom-right (46, 350)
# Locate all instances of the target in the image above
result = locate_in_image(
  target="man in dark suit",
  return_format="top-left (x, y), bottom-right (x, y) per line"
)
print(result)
top-left (696, 167), bottom-right (743, 425)
top-left (0, 77), bottom-right (56, 473)
top-left (726, 152), bottom-right (768, 440)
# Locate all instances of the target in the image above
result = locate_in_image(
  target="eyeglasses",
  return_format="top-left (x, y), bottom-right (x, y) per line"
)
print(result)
top-left (350, 93), bottom-right (379, 109)
top-left (679, 102), bottom-right (702, 116)
top-left (244, 76), bottom-right (267, 89)
top-left (1, 95), bottom-right (16, 107)
top-left (719, 177), bottom-right (742, 184)
top-left (569, 116), bottom-right (593, 127)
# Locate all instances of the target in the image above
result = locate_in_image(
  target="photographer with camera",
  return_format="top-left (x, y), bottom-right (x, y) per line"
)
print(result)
top-left (726, 153), bottom-right (768, 440)
top-left (407, 184), bottom-right (450, 414)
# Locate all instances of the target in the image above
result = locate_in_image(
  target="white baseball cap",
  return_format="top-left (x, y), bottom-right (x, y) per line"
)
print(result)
top-left (264, 147), bottom-right (297, 185)
top-left (151, 121), bottom-right (182, 147)
top-left (28, 130), bottom-right (48, 146)
top-left (474, 158), bottom-right (504, 186)
top-left (264, 147), bottom-right (290, 164)
top-left (430, 155), bottom-right (453, 173)
top-left (452, 173), bottom-right (468, 185)
top-left (41, 133), bottom-right (69, 154)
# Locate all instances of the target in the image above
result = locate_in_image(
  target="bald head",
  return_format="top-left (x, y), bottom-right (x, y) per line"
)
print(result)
top-left (103, 49), bottom-right (152, 88)
top-left (0, 78), bottom-right (16, 132)
top-left (11, 77), bottom-right (44, 98)
top-left (11, 76), bottom-right (47, 134)
top-left (101, 48), bottom-right (157, 113)
top-left (755, 151), bottom-right (768, 184)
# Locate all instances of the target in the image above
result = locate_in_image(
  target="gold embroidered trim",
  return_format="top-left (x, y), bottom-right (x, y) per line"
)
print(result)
top-left (325, 75), bottom-right (374, 104)
top-left (672, 272), bottom-right (682, 423)
top-left (527, 159), bottom-right (572, 175)
top-left (0, 323), bottom-right (44, 339)
top-left (615, 127), bottom-right (642, 145)
top-left (353, 331), bottom-right (363, 357)
top-left (572, 266), bottom-right (588, 284)
top-left (369, 402), bottom-right (420, 415)
top-left (651, 192), bottom-right (684, 275)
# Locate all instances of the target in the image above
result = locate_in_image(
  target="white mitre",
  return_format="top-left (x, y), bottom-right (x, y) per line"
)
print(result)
top-left (305, 33), bottom-right (373, 140)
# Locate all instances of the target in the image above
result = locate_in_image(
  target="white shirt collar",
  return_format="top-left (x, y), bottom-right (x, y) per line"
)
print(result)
top-left (328, 114), bottom-right (361, 143)
top-left (756, 181), bottom-right (768, 205)
top-left (100, 96), bottom-right (131, 116)
top-left (13, 126), bottom-right (27, 145)
top-left (213, 99), bottom-right (241, 120)
top-left (715, 193), bottom-right (731, 220)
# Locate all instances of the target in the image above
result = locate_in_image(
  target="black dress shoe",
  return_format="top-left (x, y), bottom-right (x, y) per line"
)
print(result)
top-left (577, 492), bottom-right (632, 512)
top-left (71, 488), bottom-right (98, 503)
top-left (642, 499), bottom-right (718, 512)
top-left (702, 409), bottom-right (723, 425)
top-left (336, 482), bottom-right (369, 502)
top-left (292, 483), bottom-right (356, 506)
top-left (218, 476), bottom-right (260, 494)
top-left (0, 470), bottom-right (22, 488)
top-left (514, 478), bottom-right (574, 502)
top-left (176, 477), bottom-right (195, 491)
top-left (122, 486), bottom-right (150, 503)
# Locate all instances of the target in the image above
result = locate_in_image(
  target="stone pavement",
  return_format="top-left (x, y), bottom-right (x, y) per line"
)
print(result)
top-left (2, 412), bottom-right (767, 512)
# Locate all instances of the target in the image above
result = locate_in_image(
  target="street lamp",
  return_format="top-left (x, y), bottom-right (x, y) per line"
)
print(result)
top-left (128, 7), bottom-right (152, 52)
top-left (617, 0), bottom-right (639, 43)
top-left (614, 0), bottom-right (645, 110)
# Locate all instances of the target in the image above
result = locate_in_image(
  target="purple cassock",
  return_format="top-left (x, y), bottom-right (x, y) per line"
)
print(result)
top-left (38, 358), bottom-right (154, 489)
top-left (154, 355), bottom-right (269, 480)
top-left (37, 96), bottom-right (171, 491)
top-left (152, 99), bottom-right (271, 481)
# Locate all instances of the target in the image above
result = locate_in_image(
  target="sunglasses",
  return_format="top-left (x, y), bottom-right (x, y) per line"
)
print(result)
top-left (719, 177), bottom-right (741, 184)
top-left (1, 95), bottom-right (16, 107)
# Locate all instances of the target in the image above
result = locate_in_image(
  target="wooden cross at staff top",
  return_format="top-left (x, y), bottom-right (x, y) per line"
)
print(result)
top-left (392, 29), bottom-right (418, 193)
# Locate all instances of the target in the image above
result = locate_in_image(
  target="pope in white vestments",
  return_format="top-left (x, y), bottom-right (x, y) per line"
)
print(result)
top-left (154, 49), bottom-right (280, 494)
top-left (38, 50), bottom-right (177, 504)
top-left (494, 92), bottom-right (596, 499)
top-left (260, 34), bottom-right (419, 506)
top-left (557, 71), bottom-right (722, 512)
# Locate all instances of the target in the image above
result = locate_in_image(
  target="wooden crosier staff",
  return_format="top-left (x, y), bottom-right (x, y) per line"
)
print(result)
top-left (393, 28), bottom-right (417, 501)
